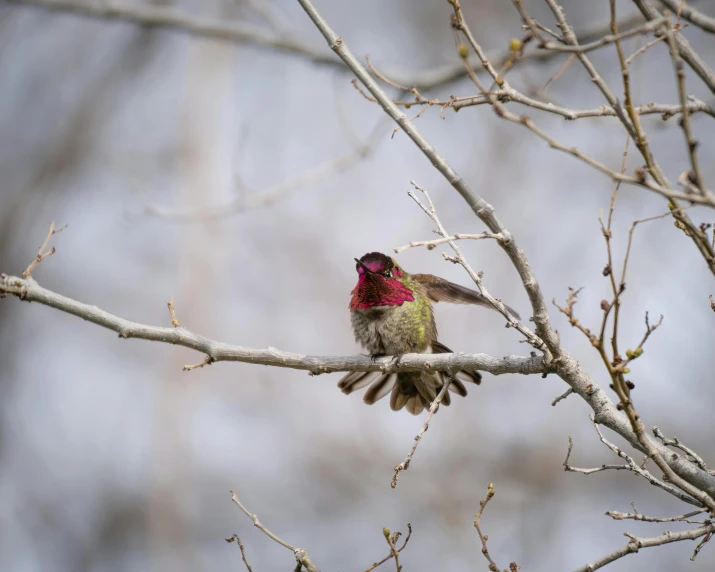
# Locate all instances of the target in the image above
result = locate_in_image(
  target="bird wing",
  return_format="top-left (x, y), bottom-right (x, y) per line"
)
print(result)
top-left (411, 274), bottom-right (520, 320)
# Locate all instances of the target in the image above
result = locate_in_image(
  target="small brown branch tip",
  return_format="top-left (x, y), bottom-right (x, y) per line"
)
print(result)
top-left (472, 483), bottom-right (517, 572)
top-left (230, 490), bottom-right (320, 572)
top-left (391, 377), bottom-right (452, 489)
top-left (23, 222), bottom-right (68, 279)
top-left (167, 296), bottom-right (181, 327)
top-left (552, 388), bottom-right (574, 406)
top-left (364, 524), bottom-right (412, 572)
top-left (183, 356), bottom-right (213, 371)
top-left (226, 534), bottom-right (254, 572)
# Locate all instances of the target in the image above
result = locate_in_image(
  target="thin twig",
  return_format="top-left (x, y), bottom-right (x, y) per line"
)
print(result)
top-left (7, 0), bottom-right (344, 69)
top-left (632, 0), bottom-right (715, 94)
top-left (394, 232), bottom-right (502, 254)
top-left (451, 2), bottom-right (715, 219)
top-left (22, 222), bottom-right (67, 279)
top-left (664, 17), bottom-right (706, 195)
top-left (183, 356), bottom-right (213, 371)
top-left (566, 418), bottom-right (703, 507)
top-left (606, 507), bottom-right (708, 525)
top-left (226, 535), bottom-right (254, 572)
top-left (383, 529), bottom-right (401, 572)
top-left (598, 137), bottom-right (630, 348)
top-left (391, 376), bottom-right (452, 489)
top-left (660, 0), bottom-right (715, 33)
top-left (564, 436), bottom-right (632, 475)
top-left (472, 483), bottom-right (518, 572)
top-left (536, 53), bottom-right (575, 96)
top-left (653, 427), bottom-right (712, 474)
top-left (363, 525), bottom-right (412, 572)
top-left (554, 288), bottom-right (598, 347)
top-left (167, 296), bottom-right (181, 327)
top-left (691, 530), bottom-right (714, 561)
top-left (540, 0), bottom-right (715, 272)
top-left (230, 490), bottom-right (320, 572)
top-left (364, 69), bottom-right (714, 119)
top-left (625, 32), bottom-right (670, 65)
top-left (551, 388), bottom-right (574, 406)
top-left (406, 182), bottom-right (544, 354)
top-left (539, 16), bottom-right (667, 53)
top-left (574, 523), bottom-right (715, 571)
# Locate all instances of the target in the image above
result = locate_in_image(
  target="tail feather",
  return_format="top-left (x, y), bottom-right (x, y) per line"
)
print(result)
top-left (414, 374), bottom-right (438, 404)
top-left (338, 371), bottom-right (381, 394)
top-left (441, 385), bottom-right (452, 406)
top-left (390, 384), bottom-right (409, 411)
top-left (448, 377), bottom-right (468, 397)
top-left (455, 370), bottom-right (481, 386)
top-left (405, 393), bottom-right (424, 415)
top-left (338, 341), bottom-right (483, 413)
top-left (363, 373), bottom-right (398, 404)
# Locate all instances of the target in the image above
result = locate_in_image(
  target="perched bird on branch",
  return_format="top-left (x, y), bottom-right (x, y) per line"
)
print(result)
top-left (338, 252), bottom-right (519, 415)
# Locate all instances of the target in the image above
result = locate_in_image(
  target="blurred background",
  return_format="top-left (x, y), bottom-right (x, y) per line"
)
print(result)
top-left (1, 0), bottom-right (715, 570)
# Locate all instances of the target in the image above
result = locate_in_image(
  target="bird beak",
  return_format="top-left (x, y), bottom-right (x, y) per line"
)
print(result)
top-left (354, 258), bottom-right (375, 275)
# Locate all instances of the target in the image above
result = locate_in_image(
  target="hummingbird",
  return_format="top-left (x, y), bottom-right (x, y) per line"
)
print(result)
top-left (338, 252), bottom-right (520, 415)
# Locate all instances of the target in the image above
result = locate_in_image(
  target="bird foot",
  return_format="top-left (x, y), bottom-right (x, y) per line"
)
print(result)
top-left (390, 354), bottom-right (405, 367)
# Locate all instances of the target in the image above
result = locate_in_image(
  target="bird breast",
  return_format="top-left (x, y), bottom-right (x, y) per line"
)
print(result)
top-left (351, 301), bottom-right (434, 355)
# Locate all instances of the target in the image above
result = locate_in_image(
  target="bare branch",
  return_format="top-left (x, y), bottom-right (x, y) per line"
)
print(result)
top-left (539, 15), bottom-right (667, 53)
top-left (445, 2), bottom-right (715, 221)
top-left (664, 17), bottom-right (706, 195)
top-left (383, 529), bottom-right (401, 572)
top-left (363, 525), bottom-right (412, 572)
top-left (660, 0), bottom-right (715, 34)
top-left (391, 376), bottom-right (452, 489)
top-left (563, 436), bottom-right (631, 476)
top-left (6, 0), bottom-right (654, 94)
top-left (567, 419), bottom-right (703, 507)
top-left (369, 74), bottom-right (714, 120)
top-left (625, 29), bottom-right (671, 65)
top-left (230, 490), bottom-right (320, 572)
top-left (691, 529), bottom-right (714, 561)
top-left (554, 287), bottom-right (598, 347)
top-left (632, 0), bottom-right (715, 93)
top-left (394, 233), bottom-right (503, 254)
top-left (551, 388), bottom-right (574, 407)
top-left (167, 296), bottom-right (180, 328)
top-left (183, 356), bottom-right (214, 372)
top-left (653, 427), bottom-right (713, 474)
top-left (606, 507), bottom-right (709, 524)
top-left (225, 535), bottom-right (254, 572)
top-left (7, 0), bottom-right (342, 70)
top-left (0, 274), bottom-right (547, 377)
top-left (22, 221), bottom-right (67, 279)
top-left (406, 182), bottom-right (544, 351)
top-left (535, 0), bottom-right (715, 272)
top-left (473, 484), bottom-right (519, 572)
top-left (575, 523), bottom-right (715, 571)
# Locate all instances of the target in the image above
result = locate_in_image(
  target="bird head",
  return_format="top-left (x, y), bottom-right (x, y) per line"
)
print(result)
top-left (349, 252), bottom-right (414, 311)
